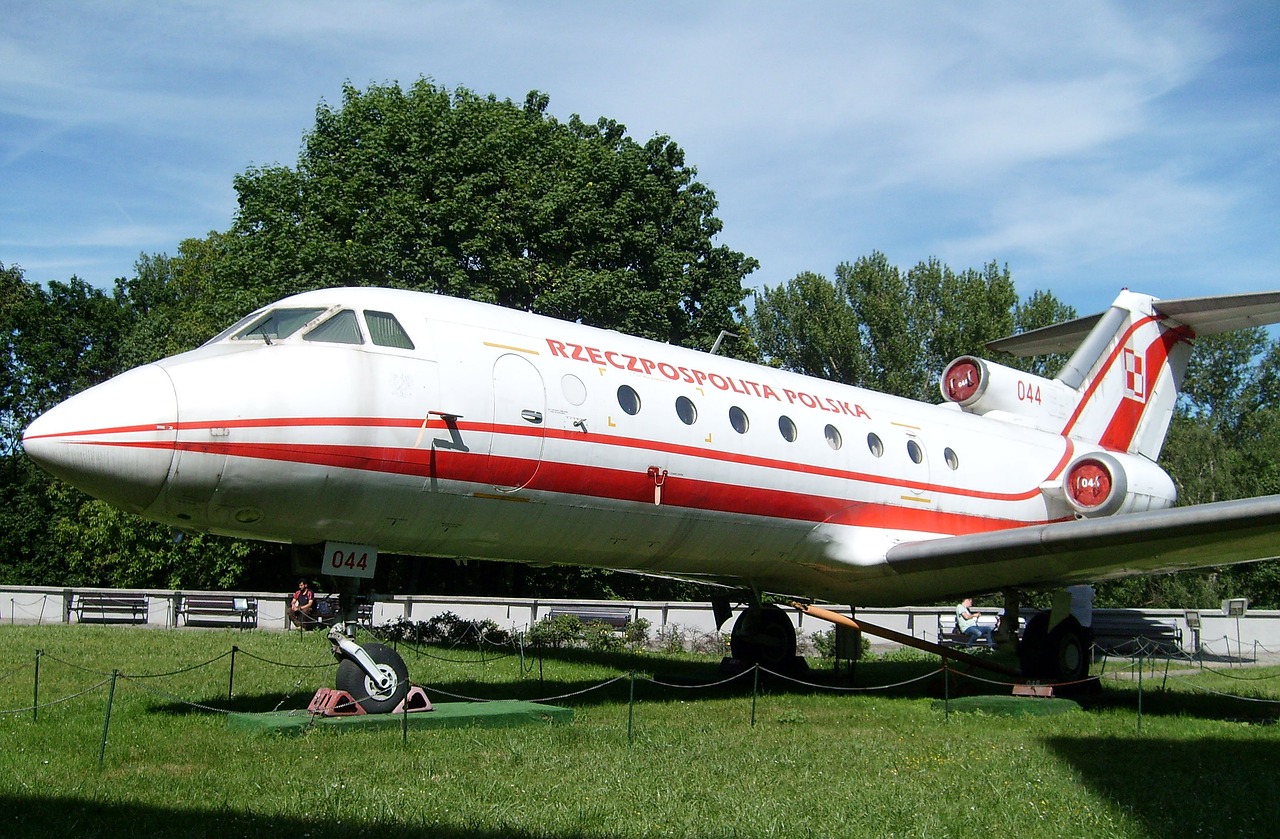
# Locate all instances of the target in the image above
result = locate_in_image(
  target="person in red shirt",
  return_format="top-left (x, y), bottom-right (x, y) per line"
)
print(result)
top-left (289, 579), bottom-right (316, 628)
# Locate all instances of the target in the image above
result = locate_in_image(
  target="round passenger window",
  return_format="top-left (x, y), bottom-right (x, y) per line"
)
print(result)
top-left (676, 396), bottom-right (698, 425)
top-left (617, 385), bottom-right (641, 416)
top-left (867, 433), bottom-right (884, 457)
top-left (907, 439), bottom-right (924, 464)
top-left (779, 416), bottom-right (798, 442)
top-left (562, 375), bottom-right (587, 406)
top-left (944, 447), bottom-right (959, 470)
top-left (825, 424), bottom-right (843, 450)
top-left (729, 406), bottom-right (749, 434)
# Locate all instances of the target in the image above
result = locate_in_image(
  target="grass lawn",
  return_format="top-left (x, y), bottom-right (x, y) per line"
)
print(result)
top-left (2, 624), bottom-right (1279, 838)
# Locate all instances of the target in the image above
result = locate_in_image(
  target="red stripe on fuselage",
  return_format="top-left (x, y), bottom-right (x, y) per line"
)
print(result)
top-left (67, 413), bottom-right (1074, 504)
top-left (92, 425), bottom-right (1069, 536)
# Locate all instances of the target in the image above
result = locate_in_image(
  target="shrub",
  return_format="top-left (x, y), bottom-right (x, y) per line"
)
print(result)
top-left (655, 624), bottom-right (686, 654)
top-left (584, 621), bottom-right (625, 652)
top-left (374, 611), bottom-right (511, 648)
top-left (809, 628), bottom-right (871, 660)
top-left (526, 613), bottom-right (584, 649)
top-left (623, 617), bottom-right (651, 649)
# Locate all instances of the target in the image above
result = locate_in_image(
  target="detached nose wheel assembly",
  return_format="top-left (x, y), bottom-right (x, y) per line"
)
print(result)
top-left (326, 627), bottom-right (411, 714)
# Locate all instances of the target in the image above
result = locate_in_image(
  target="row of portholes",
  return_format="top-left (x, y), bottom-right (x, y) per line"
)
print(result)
top-left (615, 384), bottom-right (960, 470)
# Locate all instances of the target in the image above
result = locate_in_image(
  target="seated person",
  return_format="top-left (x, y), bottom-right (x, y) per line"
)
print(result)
top-left (955, 597), bottom-right (995, 645)
top-left (288, 579), bottom-right (316, 627)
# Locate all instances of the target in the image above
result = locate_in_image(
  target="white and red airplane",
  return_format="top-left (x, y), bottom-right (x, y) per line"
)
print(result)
top-left (22, 285), bottom-right (1280, 707)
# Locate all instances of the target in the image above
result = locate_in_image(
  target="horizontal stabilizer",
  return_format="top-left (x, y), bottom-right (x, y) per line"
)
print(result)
top-left (989, 290), bottom-right (1280, 357)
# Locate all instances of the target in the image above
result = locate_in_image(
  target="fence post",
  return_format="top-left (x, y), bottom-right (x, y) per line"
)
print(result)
top-left (944, 661), bottom-right (951, 722)
top-left (750, 665), bottom-right (759, 727)
top-left (99, 670), bottom-right (119, 767)
top-left (627, 670), bottom-right (635, 745)
top-left (1136, 653), bottom-right (1144, 734)
top-left (33, 650), bottom-right (41, 723)
top-left (228, 646), bottom-right (238, 705)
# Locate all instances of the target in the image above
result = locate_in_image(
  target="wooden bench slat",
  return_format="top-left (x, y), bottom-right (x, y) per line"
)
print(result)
top-left (547, 607), bottom-right (632, 629)
top-left (71, 594), bottom-right (149, 625)
top-left (178, 595), bottom-right (258, 629)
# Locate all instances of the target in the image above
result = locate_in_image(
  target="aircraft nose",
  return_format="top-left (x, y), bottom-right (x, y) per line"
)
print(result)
top-left (22, 364), bottom-right (178, 514)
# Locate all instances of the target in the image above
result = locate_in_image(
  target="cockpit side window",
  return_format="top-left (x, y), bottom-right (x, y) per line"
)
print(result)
top-left (365, 310), bottom-right (415, 350)
top-left (304, 309), bottom-right (363, 344)
top-left (232, 307), bottom-right (326, 342)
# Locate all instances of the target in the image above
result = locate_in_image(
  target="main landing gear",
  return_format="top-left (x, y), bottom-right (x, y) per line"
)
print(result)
top-left (726, 603), bottom-right (807, 671)
top-left (1017, 612), bottom-right (1091, 682)
top-left (720, 590), bottom-right (1093, 685)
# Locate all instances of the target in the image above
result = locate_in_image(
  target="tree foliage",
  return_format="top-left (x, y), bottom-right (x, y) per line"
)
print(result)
top-left (749, 252), bottom-right (1047, 401)
top-left (223, 81), bottom-right (756, 352)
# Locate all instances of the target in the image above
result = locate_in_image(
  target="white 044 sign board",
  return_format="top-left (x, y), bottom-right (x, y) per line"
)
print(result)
top-left (324, 541), bottom-right (378, 579)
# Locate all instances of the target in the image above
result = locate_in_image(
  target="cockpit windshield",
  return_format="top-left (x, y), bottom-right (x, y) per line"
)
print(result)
top-left (304, 309), bottom-right (363, 344)
top-left (230, 308), bottom-right (327, 343)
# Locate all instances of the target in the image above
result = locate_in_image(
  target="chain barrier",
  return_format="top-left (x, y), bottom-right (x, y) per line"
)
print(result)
top-left (117, 673), bottom-right (237, 715)
top-left (0, 677), bottom-right (113, 716)
top-left (232, 648), bottom-right (335, 669)
top-left (643, 669), bottom-right (755, 690)
top-left (10, 640), bottom-right (1280, 722)
top-left (392, 641), bottom-right (519, 665)
top-left (759, 663), bottom-right (946, 692)
top-left (5, 595), bottom-right (53, 624)
top-left (1179, 680), bottom-right (1280, 705)
top-left (36, 650), bottom-right (117, 677)
top-left (420, 674), bottom-right (630, 704)
top-left (113, 650), bottom-right (234, 679)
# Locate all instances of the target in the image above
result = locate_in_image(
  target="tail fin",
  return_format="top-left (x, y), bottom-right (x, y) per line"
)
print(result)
top-left (988, 289), bottom-right (1280, 460)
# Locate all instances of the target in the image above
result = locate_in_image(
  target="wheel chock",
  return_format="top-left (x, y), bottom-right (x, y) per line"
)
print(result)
top-left (393, 685), bottom-right (433, 714)
top-left (308, 688), bottom-right (366, 716)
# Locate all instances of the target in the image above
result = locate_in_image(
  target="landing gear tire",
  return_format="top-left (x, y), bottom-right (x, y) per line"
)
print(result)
top-left (335, 642), bottom-right (410, 714)
top-left (730, 605), bottom-right (797, 668)
top-left (1018, 613), bottom-right (1091, 682)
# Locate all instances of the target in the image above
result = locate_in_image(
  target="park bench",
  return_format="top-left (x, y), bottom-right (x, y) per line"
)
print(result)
top-left (936, 614), bottom-right (998, 648)
top-left (178, 594), bottom-right (258, 629)
top-left (70, 592), bottom-right (149, 625)
top-left (1090, 610), bottom-right (1183, 657)
top-left (295, 595), bottom-right (374, 630)
top-left (547, 606), bottom-right (632, 629)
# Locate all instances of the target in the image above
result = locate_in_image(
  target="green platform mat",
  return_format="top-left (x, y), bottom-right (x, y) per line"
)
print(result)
top-left (227, 700), bottom-right (572, 736)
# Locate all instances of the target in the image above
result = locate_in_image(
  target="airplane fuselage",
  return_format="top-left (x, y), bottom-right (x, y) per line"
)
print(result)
top-left (24, 287), bottom-right (1173, 606)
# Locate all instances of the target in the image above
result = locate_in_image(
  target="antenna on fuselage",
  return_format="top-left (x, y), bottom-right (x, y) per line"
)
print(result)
top-left (710, 330), bottom-right (738, 356)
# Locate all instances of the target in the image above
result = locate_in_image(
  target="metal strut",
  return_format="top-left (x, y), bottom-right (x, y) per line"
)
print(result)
top-left (327, 626), bottom-right (393, 691)
top-left (791, 602), bottom-right (1022, 679)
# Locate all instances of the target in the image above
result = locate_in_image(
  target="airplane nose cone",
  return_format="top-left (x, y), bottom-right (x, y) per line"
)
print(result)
top-left (22, 365), bottom-right (178, 514)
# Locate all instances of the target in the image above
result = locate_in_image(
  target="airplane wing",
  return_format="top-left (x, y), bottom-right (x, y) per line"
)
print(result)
top-left (885, 494), bottom-right (1280, 590)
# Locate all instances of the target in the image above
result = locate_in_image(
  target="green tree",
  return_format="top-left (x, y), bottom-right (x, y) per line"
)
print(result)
top-left (750, 252), bottom-right (1044, 401)
top-left (1006, 289), bottom-right (1078, 377)
top-left (749, 271), bottom-right (865, 382)
top-left (223, 81), bottom-right (756, 352)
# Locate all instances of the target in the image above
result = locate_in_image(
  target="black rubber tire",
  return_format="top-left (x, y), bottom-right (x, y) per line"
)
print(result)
top-left (1019, 613), bottom-right (1091, 681)
top-left (335, 642), bottom-right (410, 714)
top-left (1047, 617), bottom-right (1092, 682)
top-left (730, 605), bottom-right (797, 668)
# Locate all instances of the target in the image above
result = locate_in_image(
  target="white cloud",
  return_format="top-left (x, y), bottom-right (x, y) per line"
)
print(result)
top-left (0, 0), bottom-right (1275, 310)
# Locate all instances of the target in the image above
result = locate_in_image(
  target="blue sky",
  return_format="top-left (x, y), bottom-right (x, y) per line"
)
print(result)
top-left (2, 1), bottom-right (1277, 317)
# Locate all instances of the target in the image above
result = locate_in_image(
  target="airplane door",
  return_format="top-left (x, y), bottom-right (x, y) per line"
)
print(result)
top-left (488, 353), bottom-right (546, 492)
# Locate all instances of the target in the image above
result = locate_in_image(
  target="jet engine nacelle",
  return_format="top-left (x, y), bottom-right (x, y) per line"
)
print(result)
top-left (939, 356), bottom-right (1076, 429)
top-left (1062, 451), bottom-right (1176, 517)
